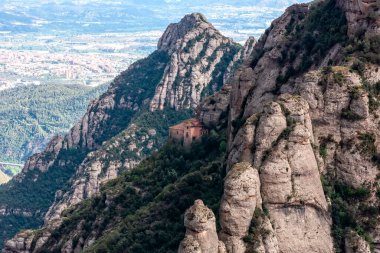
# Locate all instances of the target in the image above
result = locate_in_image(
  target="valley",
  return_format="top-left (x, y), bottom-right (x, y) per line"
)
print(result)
top-left (0, 0), bottom-right (307, 169)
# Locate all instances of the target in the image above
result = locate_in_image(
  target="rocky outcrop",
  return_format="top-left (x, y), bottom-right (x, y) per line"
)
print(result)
top-left (150, 13), bottom-right (241, 111)
top-left (258, 96), bottom-right (333, 253)
top-left (197, 36), bottom-right (257, 129)
top-left (3, 231), bottom-right (34, 253)
top-left (2, 13), bottom-right (241, 253)
top-left (16, 135), bottom-right (63, 179)
top-left (6, 1), bottom-right (380, 252)
top-left (219, 162), bottom-right (261, 253)
top-left (182, 1), bottom-right (380, 253)
top-left (197, 84), bottom-right (231, 129)
top-left (41, 123), bottom-right (152, 233)
top-left (158, 13), bottom-right (207, 53)
top-left (178, 200), bottom-right (225, 253)
top-left (337, 0), bottom-right (380, 37)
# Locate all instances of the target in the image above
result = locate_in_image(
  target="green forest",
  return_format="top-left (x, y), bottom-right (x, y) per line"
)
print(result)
top-left (0, 84), bottom-right (107, 163)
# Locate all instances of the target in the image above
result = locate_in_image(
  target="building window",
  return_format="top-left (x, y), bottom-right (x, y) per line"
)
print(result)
top-left (186, 132), bottom-right (189, 138)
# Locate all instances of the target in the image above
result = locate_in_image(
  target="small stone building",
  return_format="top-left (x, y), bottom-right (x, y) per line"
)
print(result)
top-left (169, 118), bottom-right (208, 148)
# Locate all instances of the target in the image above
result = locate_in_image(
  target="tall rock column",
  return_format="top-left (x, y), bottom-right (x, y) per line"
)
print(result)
top-left (219, 162), bottom-right (262, 253)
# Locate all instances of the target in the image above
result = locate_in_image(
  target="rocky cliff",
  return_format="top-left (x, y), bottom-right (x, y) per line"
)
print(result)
top-left (150, 13), bottom-right (241, 111)
top-left (0, 13), bottom-right (253, 252)
top-left (337, 0), bottom-right (380, 38)
top-left (181, 0), bottom-right (380, 252)
top-left (4, 0), bottom-right (379, 252)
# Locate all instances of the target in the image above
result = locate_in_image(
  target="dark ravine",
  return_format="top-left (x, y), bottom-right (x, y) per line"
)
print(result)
top-left (0, 13), bottom-right (255, 252)
top-left (3, 0), bottom-right (380, 252)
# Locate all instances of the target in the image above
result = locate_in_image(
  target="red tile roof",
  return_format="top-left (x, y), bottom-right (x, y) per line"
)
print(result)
top-left (169, 118), bottom-right (204, 129)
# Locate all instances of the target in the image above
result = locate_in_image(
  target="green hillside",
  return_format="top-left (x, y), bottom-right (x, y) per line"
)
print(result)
top-left (0, 84), bottom-right (108, 163)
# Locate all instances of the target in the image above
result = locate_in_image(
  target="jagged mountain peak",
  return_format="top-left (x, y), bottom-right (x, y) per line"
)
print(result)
top-left (158, 12), bottom-right (213, 52)
top-left (151, 13), bottom-right (241, 111)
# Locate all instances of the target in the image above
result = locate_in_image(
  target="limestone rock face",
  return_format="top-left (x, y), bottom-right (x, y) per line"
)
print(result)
top-left (197, 36), bottom-right (257, 130)
top-left (241, 37), bottom-right (256, 62)
top-left (42, 124), bottom-right (146, 233)
top-left (337, 0), bottom-right (380, 37)
top-left (216, 1), bottom-right (380, 251)
top-left (158, 13), bottom-right (207, 53)
top-left (178, 235), bottom-right (202, 253)
top-left (15, 91), bottom-right (116, 181)
top-left (150, 13), bottom-right (240, 111)
top-left (219, 162), bottom-right (261, 253)
top-left (178, 200), bottom-right (221, 253)
top-left (3, 13), bottom-right (241, 253)
top-left (16, 135), bottom-right (63, 180)
top-left (6, 1), bottom-right (380, 252)
top-left (197, 84), bottom-right (231, 129)
top-left (2, 230), bottom-right (34, 253)
top-left (241, 95), bottom-right (333, 253)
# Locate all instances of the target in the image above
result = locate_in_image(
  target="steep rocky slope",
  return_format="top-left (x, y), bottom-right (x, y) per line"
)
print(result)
top-left (4, 0), bottom-right (379, 252)
top-left (7, 0), bottom-right (380, 253)
top-left (0, 13), bottom-right (256, 252)
top-left (150, 13), bottom-right (238, 111)
top-left (182, 0), bottom-right (380, 252)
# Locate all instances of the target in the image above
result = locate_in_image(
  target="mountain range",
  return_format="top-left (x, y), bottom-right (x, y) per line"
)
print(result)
top-left (0, 12), bottom-right (253, 250)
top-left (1, 0), bottom-right (380, 252)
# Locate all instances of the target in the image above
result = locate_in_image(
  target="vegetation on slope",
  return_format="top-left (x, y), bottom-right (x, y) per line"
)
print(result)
top-left (96, 50), bottom-right (170, 144)
top-left (0, 51), bottom-right (170, 249)
top-left (97, 107), bottom-right (193, 165)
top-left (0, 83), bottom-right (107, 163)
top-left (37, 130), bottom-right (227, 253)
top-left (0, 38), bottom-right (235, 248)
top-left (0, 147), bottom-right (87, 249)
top-left (276, 0), bottom-right (348, 85)
top-left (322, 176), bottom-right (376, 252)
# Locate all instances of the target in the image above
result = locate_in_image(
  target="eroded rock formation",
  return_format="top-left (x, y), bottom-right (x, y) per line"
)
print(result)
top-left (337, 0), bottom-right (380, 37)
top-left (219, 162), bottom-right (261, 253)
top-left (2, 13), bottom-right (245, 253)
top-left (180, 1), bottom-right (380, 252)
top-left (178, 200), bottom-right (225, 253)
top-left (150, 13), bottom-right (241, 111)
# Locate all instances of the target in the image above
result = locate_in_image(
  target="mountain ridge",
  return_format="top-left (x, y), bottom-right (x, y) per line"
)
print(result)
top-left (4, 0), bottom-right (380, 252)
top-left (0, 13), bottom-right (254, 251)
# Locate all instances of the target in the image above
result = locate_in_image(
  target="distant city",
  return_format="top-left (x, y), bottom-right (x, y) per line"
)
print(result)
top-left (0, 32), bottom-right (159, 90)
top-left (0, 0), bottom-right (308, 90)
